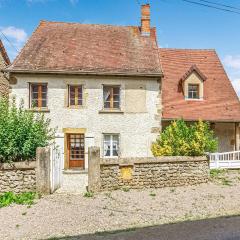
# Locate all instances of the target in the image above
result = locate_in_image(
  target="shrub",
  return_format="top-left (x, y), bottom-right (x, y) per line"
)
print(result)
top-left (0, 192), bottom-right (37, 208)
top-left (151, 119), bottom-right (218, 156)
top-left (0, 98), bottom-right (55, 162)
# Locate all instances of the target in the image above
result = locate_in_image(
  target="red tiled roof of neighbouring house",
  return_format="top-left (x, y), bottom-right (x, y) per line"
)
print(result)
top-left (0, 39), bottom-right (10, 65)
top-left (7, 21), bottom-right (162, 76)
top-left (159, 48), bottom-right (240, 122)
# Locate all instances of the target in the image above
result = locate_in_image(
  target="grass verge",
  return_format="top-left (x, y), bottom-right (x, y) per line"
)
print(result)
top-left (0, 192), bottom-right (38, 208)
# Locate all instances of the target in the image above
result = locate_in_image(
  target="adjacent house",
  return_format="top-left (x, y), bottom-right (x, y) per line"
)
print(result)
top-left (0, 39), bottom-right (10, 97)
top-left (159, 49), bottom-right (240, 152)
top-left (4, 4), bottom-right (240, 170)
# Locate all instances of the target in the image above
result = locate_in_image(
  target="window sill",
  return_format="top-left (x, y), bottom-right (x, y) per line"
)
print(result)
top-left (66, 105), bottom-right (85, 109)
top-left (27, 108), bottom-right (50, 113)
top-left (185, 98), bottom-right (203, 101)
top-left (99, 109), bottom-right (124, 114)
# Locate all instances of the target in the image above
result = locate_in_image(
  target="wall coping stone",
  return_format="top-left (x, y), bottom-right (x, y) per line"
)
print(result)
top-left (100, 156), bottom-right (208, 166)
top-left (0, 161), bottom-right (36, 170)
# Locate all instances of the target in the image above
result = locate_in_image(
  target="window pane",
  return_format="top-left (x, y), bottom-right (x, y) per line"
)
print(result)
top-left (104, 102), bottom-right (110, 109)
top-left (42, 100), bottom-right (47, 108)
top-left (113, 102), bottom-right (120, 108)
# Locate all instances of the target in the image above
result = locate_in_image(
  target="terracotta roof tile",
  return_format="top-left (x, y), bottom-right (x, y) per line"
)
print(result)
top-left (0, 39), bottom-right (10, 65)
top-left (159, 48), bottom-right (240, 122)
top-left (8, 21), bottom-right (162, 76)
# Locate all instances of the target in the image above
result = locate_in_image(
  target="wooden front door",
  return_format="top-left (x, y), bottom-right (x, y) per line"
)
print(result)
top-left (68, 134), bottom-right (85, 169)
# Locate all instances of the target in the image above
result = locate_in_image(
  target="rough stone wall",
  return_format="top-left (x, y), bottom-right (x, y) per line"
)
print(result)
top-left (0, 52), bottom-right (8, 97)
top-left (0, 162), bottom-right (36, 194)
top-left (100, 158), bottom-right (209, 191)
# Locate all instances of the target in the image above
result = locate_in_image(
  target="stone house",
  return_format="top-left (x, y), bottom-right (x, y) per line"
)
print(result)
top-left (4, 4), bottom-right (240, 171)
top-left (0, 39), bottom-right (10, 97)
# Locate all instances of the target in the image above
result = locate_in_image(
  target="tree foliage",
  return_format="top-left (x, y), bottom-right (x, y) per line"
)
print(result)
top-left (151, 120), bottom-right (218, 156)
top-left (0, 98), bottom-right (55, 162)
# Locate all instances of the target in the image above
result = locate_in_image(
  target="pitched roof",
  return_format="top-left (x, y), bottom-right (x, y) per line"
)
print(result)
top-left (159, 48), bottom-right (240, 122)
top-left (0, 39), bottom-right (10, 65)
top-left (7, 21), bottom-right (162, 76)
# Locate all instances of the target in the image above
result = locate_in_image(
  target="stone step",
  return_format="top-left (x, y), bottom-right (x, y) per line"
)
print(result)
top-left (63, 169), bottom-right (88, 175)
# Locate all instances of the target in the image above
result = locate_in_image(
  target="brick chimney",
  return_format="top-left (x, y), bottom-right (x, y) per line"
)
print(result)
top-left (141, 4), bottom-right (150, 36)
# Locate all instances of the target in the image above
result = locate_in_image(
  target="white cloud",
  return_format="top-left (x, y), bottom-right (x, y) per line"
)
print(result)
top-left (224, 55), bottom-right (240, 69)
top-left (0, 26), bottom-right (27, 61)
top-left (1, 26), bottom-right (27, 43)
top-left (231, 78), bottom-right (240, 97)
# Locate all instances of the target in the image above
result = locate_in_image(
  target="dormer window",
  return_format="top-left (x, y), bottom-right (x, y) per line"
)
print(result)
top-left (188, 84), bottom-right (199, 99)
top-left (180, 65), bottom-right (207, 101)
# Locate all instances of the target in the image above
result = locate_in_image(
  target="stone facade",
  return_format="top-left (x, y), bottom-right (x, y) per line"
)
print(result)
top-left (10, 75), bottom-right (161, 169)
top-left (0, 162), bottom-right (36, 193)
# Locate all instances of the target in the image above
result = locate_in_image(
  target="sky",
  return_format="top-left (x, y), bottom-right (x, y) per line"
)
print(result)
top-left (0, 0), bottom-right (239, 97)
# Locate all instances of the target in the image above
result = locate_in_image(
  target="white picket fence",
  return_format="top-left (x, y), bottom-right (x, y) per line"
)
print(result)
top-left (209, 151), bottom-right (240, 169)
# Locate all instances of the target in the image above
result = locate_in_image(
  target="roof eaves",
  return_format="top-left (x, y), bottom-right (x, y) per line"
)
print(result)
top-left (4, 68), bottom-right (163, 77)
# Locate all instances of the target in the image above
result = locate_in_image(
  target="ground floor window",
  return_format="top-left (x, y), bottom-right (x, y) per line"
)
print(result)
top-left (103, 134), bottom-right (119, 157)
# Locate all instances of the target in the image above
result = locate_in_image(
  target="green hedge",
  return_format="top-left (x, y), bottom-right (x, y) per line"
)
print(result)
top-left (151, 120), bottom-right (218, 156)
top-left (0, 98), bottom-right (55, 163)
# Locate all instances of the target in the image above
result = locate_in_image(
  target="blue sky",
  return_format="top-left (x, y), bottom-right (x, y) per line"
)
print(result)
top-left (0, 0), bottom-right (239, 96)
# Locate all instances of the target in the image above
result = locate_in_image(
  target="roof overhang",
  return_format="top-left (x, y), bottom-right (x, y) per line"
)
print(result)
top-left (162, 118), bottom-right (240, 123)
top-left (3, 68), bottom-right (163, 78)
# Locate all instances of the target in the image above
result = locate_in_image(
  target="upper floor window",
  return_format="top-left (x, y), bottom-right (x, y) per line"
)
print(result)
top-left (30, 83), bottom-right (47, 108)
top-left (68, 85), bottom-right (83, 107)
top-left (103, 85), bottom-right (120, 109)
top-left (103, 134), bottom-right (119, 158)
top-left (188, 84), bottom-right (199, 99)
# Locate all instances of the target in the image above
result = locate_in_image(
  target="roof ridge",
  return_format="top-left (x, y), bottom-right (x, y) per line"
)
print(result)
top-left (39, 20), bottom-right (147, 29)
top-left (159, 48), bottom-right (216, 51)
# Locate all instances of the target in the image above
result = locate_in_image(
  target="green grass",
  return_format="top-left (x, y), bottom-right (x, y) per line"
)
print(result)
top-left (122, 187), bottom-right (130, 192)
top-left (210, 169), bottom-right (226, 178)
top-left (149, 192), bottom-right (156, 197)
top-left (83, 191), bottom-right (94, 198)
top-left (0, 192), bottom-right (37, 208)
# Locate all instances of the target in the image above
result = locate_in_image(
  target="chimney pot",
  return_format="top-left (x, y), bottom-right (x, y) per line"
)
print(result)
top-left (141, 4), bottom-right (150, 36)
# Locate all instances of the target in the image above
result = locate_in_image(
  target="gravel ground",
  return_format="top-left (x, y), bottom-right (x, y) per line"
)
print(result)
top-left (1, 170), bottom-right (240, 240)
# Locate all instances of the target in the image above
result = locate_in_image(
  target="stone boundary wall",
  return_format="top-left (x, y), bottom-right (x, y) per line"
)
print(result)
top-left (0, 147), bottom-right (52, 194)
top-left (88, 147), bottom-right (210, 192)
top-left (0, 161), bottom-right (36, 193)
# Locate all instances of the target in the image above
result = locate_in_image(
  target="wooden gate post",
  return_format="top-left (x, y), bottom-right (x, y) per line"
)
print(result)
top-left (88, 147), bottom-right (101, 192)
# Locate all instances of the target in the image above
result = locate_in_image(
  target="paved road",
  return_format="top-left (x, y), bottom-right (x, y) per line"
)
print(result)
top-left (57, 215), bottom-right (240, 240)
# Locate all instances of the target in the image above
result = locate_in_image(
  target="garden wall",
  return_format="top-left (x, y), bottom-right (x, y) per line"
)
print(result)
top-left (88, 147), bottom-right (210, 192)
top-left (0, 147), bottom-right (52, 194)
top-left (0, 161), bottom-right (36, 193)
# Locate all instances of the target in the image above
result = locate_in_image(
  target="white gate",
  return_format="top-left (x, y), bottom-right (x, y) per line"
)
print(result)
top-left (50, 144), bottom-right (64, 193)
top-left (209, 151), bottom-right (240, 169)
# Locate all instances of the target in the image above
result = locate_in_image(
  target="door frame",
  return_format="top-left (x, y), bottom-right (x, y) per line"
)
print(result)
top-left (63, 128), bottom-right (86, 169)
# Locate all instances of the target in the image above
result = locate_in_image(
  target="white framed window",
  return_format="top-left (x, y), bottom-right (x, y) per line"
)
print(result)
top-left (103, 134), bottom-right (119, 158)
top-left (188, 84), bottom-right (200, 99)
